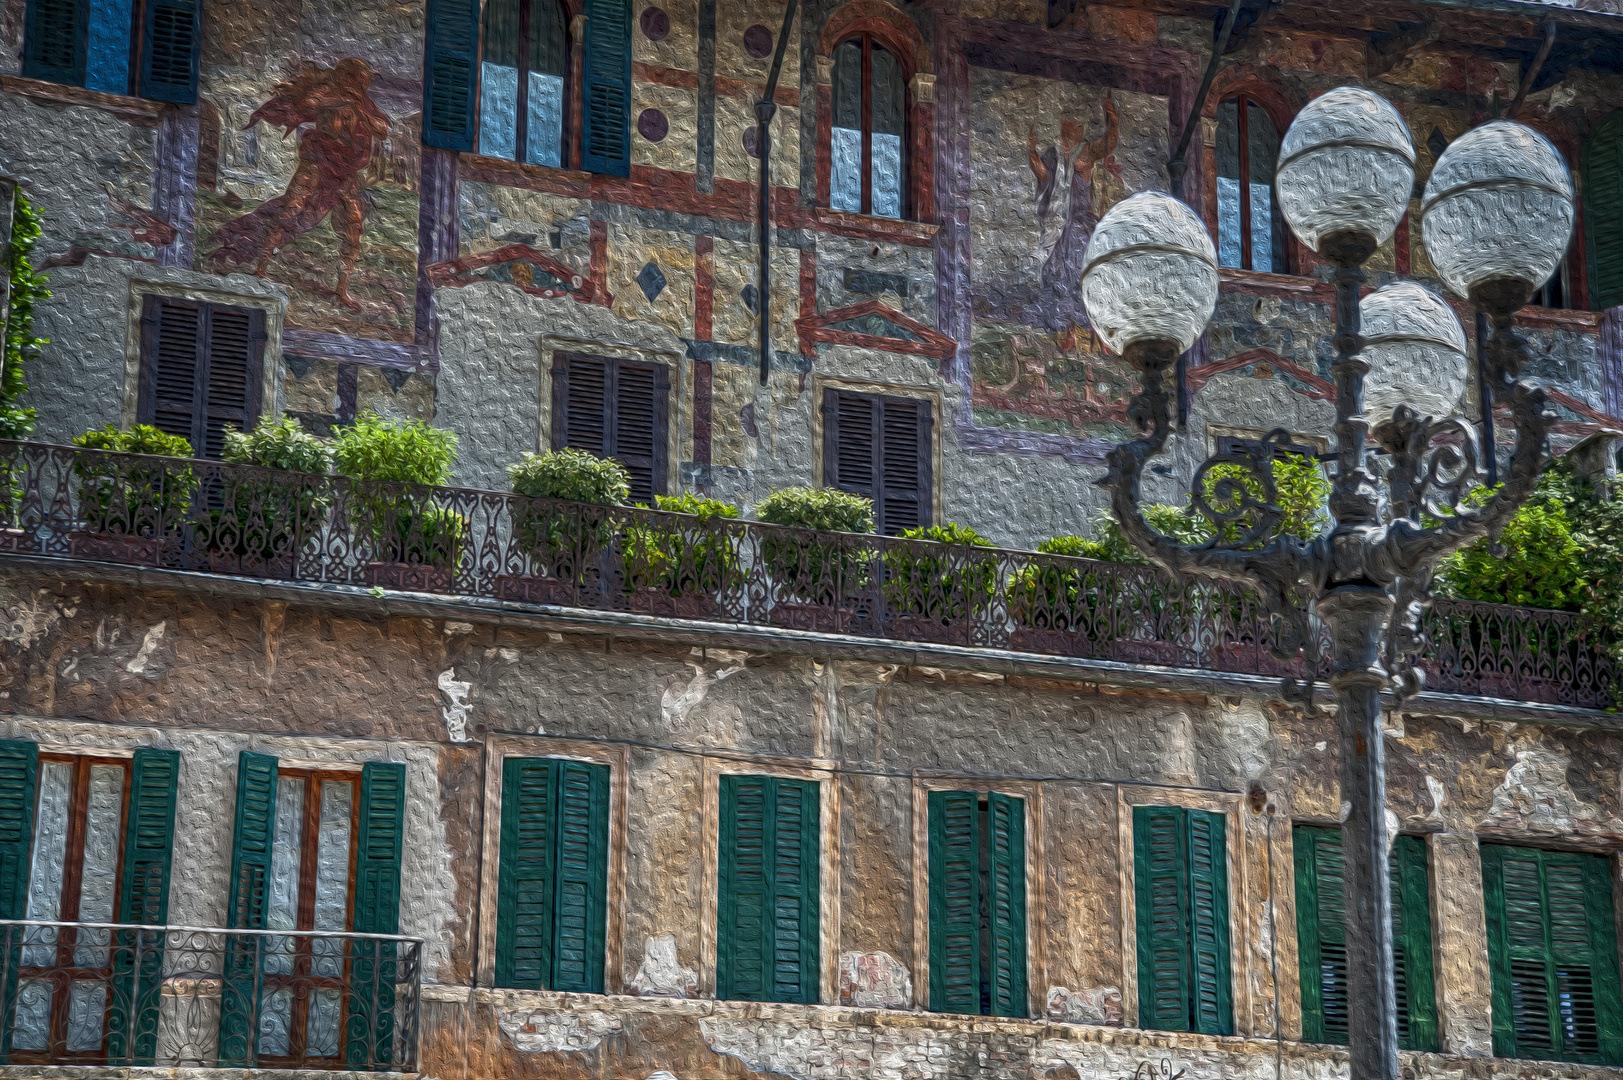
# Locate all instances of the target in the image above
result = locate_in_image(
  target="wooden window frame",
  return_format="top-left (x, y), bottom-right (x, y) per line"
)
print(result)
top-left (476, 0), bottom-right (572, 166)
top-left (830, 34), bottom-right (908, 219)
top-left (549, 349), bottom-right (673, 504)
top-left (1216, 93), bottom-right (1282, 274)
top-left (135, 294), bottom-right (267, 459)
top-left (812, 378), bottom-right (941, 536)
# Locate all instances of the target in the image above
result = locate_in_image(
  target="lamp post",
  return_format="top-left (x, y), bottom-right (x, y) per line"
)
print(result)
top-left (1084, 89), bottom-right (1575, 1080)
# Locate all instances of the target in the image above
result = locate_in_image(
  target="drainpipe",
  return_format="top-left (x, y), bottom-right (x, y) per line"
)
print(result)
top-left (756, 0), bottom-right (800, 385)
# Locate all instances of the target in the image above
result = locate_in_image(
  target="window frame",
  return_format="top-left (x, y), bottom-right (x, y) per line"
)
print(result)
top-left (828, 32), bottom-right (909, 220)
top-left (134, 293), bottom-right (267, 460)
top-left (812, 378), bottom-right (941, 537)
top-left (1214, 93), bottom-right (1285, 275)
top-left (475, 0), bottom-right (572, 167)
top-left (20, 0), bottom-right (198, 103)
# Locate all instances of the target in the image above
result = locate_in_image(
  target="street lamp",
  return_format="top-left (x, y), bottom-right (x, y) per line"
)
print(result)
top-left (1083, 87), bottom-right (1573, 1080)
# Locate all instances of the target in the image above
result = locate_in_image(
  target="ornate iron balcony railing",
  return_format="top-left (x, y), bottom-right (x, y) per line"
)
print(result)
top-left (0, 440), bottom-right (1613, 710)
top-left (0, 919), bottom-right (421, 1071)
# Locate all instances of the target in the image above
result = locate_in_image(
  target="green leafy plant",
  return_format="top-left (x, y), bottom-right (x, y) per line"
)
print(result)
top-left (72, 424), bottom-right (197, 537)
top-left (1434, 491), bottom-right (1585, 611)
top-left (882, 522), bottom-right (999, 620)
top-left (199, 417), bottom-right (334, 561)
top-left (754, 487), bottom-right (876, 604)
top-left (1009, 535), bottom-right (1108, 631)
top-left (333, 413), bottom-right (463, 567)
top-left (507, 448), bottom-right (629, 573)
top-left (2, 190), bottom-right (46, 441)
top-left (625, 493), bottom-right (742, 599)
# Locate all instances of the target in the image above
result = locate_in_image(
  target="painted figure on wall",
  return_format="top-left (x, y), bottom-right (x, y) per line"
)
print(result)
top-left (1027, 93), bottom-right (1117, 328)
top-left (206, 59), bottom-right (391, 311)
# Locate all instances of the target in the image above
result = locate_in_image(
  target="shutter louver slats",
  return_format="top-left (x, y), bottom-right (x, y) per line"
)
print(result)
top-left (139, 298), bottom-right (264, 456)
top-left (0, 740), bottom-right (35, 1066)
top-left (346, 762), bottom-right (407, 1069)
top-left (719, 776), bottom-right (818, 1004)
top-left (496, 759), bottom-right (555, 989)
top-left (557, 354), bottom-right (609, 455)
top-left (824, 390), bottom-right (933, 536)
top-left (1585, 112), bottom-right (1623, 311)
top-left (612, 361), bottom-right (658, 506)
top-left (137, 0), bottom-right (198, 102)
top-left (771, 781), bottom-right (807, 1002)
top-left (1187, 809), bottom-right (1232, 1035)
top-left (987, 792), bottom-right (1027, 1018)
top-left (721, 776), bottom-right (769, 1000)
top-left (1392, 834), bottom-right (1439, 1051)
top-left (928, 789), bottom-right (981, 1014)
top-left (23, 0), bottom-right (86, 85)
top-left (551, 760), bottom-right (608, 993)
top-left (1135, 805), bottom-right (1192, 1031)
top-left (551, 353), bottom-right (668, 502)
top-left (201, 307), bottom-right (260, 460)
top-left (219, 752), bottom-right (279, 1067)
top-left (147, 298), bottom-right (203, 448)
top-left (880, 400), bottom-right (927, 535)
top-left (109, 748), bottom-right (181, 1066)
top-left (580, 0), bottom-right (632, 177)
top-left (422, 0), bottom-right (480, 150)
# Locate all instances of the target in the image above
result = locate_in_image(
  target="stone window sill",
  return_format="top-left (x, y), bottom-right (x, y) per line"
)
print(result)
top-left (1217, 266), bottom-right (1319, 296)
top-left (813, 207), bottom-right (939, 246)
top-left (459, 153), bottom-right (595, 194)
top-left (0, 75), bottom-right (166, 124)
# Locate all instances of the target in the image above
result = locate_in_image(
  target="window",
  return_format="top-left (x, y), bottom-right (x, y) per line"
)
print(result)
top-left (1481, 844), bottom-right (1623, 1064)
top-left (550, 352), bottom-right (670, 506)
top-left (22, 0), bottom-right (198, 101)
top-left (1215, 96), bottom-right (1285, 274)
top-left (5, 742), bottom-right (180, 1063)
top-left (137, 296), bottom-right (266, 460)
top-left (423, 0), bottom-right (633, 178)
top-left (1294, 827), bottom-right (1438, 1050)
top-left (493, 757), bottom-right (609, 992)
top-left (820, 388), bottom-right (931, 536)
top-left (477, 0), bottom-right (567, 167)
top-left (716, 775), bottom-right (819, 1004)
top-left (1586, 110), bottom-right (1623, 312)
top-left (927, 789), bottom-right (1026, 1017)
top-left (829, 34), bottom-right (907, 220)
top-left (221, 753), bottom-right (405, 1067)
top-left (1133, 805), bottom-right (1231, 1035)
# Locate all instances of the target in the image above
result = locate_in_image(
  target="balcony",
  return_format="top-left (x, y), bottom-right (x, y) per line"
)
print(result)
top-left (0, 440), bottom-right (1613, 712)
top-left (0, 920), bottom-right (421, 1071)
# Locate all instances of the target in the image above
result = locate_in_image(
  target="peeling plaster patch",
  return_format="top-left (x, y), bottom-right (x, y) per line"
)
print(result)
top-left (437, 669), bottom-right (472, 742)
top-left (1426, 775), bottom-right (1445, 820)
top-left (444, 621), bottom-right (474, 635)
top-left (1045, 986), bottom-right (1124, 1026)
top-left (1486, 741), bottom-right (1623, 835)
top-left (839, 951), bottom-right (911, 1008)
top-left (630, 932), bottom-right (698, 997)
top-left (124, 621), bottom-right (167, 675)
top-left (0, 589), bottom-right (69, 648)
top-left (1217, 699), bottom-right (1270, 780)
top-left (661, 649), bottom-right (753, 725)
top-left (497, 1006), bottom-right (623, 1052)
top-left (499, 648), bottom-right (520, 662)
top-left (1314, 741), bottom-right (1327, 752)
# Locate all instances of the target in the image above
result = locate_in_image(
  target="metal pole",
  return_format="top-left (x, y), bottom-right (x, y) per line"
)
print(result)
top-left (755, 0), bottom-right (799, 386)
top-left (1167, 0), bottom-right (1246, 189)
top-left (1324, 260), bottom-right (1400, 1080)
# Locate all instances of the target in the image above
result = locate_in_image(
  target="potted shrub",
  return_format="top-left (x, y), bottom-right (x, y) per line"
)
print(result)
top-left (623, 493), bottom-right (742, 618)
top-left (70, 424), bottom-right (197, 564)
top-left (196, 416), bottom-right (333, 577)
top-left (879, 522), bottom-right (999, 645)
top-left (754, 487), bottom-right (875, 631)
top-left (332, 413), bottom-right (465, 592)
top-left (501, 448), bottom-right (630, 605)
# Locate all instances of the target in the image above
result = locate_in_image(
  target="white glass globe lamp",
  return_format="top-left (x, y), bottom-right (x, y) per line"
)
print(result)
top-left (1359, 282), bottom-right (1469, 444)
top-left (1420, 121), bottom-right (1574, 316)
top-left (1276, 87), bottom-right (1415, 265)
top-left (1080, 191), bottom-right (1218, 364)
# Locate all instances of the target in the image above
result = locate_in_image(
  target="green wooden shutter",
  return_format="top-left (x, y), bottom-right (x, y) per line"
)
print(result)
top-left (1391, 834), bottom-right (1439, 1052)
top-left (495, 758), bottom-right (556, 989)
top-left (347, 761), bottom-right (407, 1068)
top-left (928, 789), bottom-right (981, 1014)
top-left (580, 0), bottom-right (631, 176)
top-left (718, 776), bottom-right (819, 1003)
top-left (422, 0), bottom-right (479, 150)
top-left (1294, 826), bottom-right (1350, 1045)
top-left (1484, 844), bottom-right (1623, 1064)
top-left (22, 0), bottom-right (87, 86)
top-left (1585, 111), bottom-right (1623, 312)
top-left (987, 792), bottom-right (1027, 1018)
top-left (1135, 805), bottom-right (1192, 1031)
top-left (109, 748), bottom-right (180, 1065)
top-left (0, 740), bottom-right (38, 1066)
top-left (136, 0), bottom-right (197, 102)
top-left (219, 751), bottom-right (278, 1067)
top-left (1187, 808), bottom-right (1232, 1035)
top-left (550, 759), bottom-right (609, 993)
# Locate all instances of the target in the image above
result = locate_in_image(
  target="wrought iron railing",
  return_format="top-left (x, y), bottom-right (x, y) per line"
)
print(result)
top-left (0, 439), bottom-right (1613, 709)
top-left (0, 920), bottom-right (421, 1071)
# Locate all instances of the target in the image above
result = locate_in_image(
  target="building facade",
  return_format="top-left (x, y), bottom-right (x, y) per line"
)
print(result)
top-left (4, 0), bottom-right (1623, 1076)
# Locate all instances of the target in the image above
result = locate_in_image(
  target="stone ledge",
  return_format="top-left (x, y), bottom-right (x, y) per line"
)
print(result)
top-left (0, 1069), bottom-right (415, 1080)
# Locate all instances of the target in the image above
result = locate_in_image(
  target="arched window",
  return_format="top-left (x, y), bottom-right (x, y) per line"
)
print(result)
top-left (1584, 110), bottom-right (1623, 311)
top-left (1215, 95), bottom-right (1285, 274)
top-left (830, 35), bottom-right (907, 220)
top-left (478, 0), bottom-right (567, 166)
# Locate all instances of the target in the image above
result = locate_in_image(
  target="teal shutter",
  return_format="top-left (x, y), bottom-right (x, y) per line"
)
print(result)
top-left (928, 789), bottom-right (981, 1014)
top-left (580, 0), bottom-right (631, 176)
top-left (218, 751), bottom-right (278, 1067)
top-left (1391, 834), bottom-right (1438, 1052)
top-left (1294, 826), bottom-right (1349, 1044)
top-left (0, 741), bottom-right (38, 1066)
top-left (136, 0), bottom-right (198, 102)
top-left (22, 0), bottom-right (87, 86)
top-left (1187, 809), bottom-right (1232, 1035)
top-left (1135, 805), bottom-right (1192, 1031)
top-left (1585, 111), bottom-right (1623, 311)
top-left (987, 792), bottom-right (1027, 1018)
top-left (108, 748), bottom-right (180, 1065)
top-left (422, 0), bottom-right (478, 151)
top-left (718, 776), bottom-right (819, 1003)
top-left (1484, 845), bottom-right (1623, 1064)
top-left (347, 761), bottom-right (407, 1069)
top-left (495, 758), bottom-right (555, 989)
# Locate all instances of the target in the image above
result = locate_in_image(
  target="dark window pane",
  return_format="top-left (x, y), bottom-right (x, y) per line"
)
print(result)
top-left (871, 44), bottom-right (904, 136)
top-left (832, 39), bottom-right (861, 129)
top-left (529, 0), bottom-right (565, 74)
top-left (1215, 99), bottom-right (1241, 179)
top-left (831, 39), bottom-right (862, 212)
top-left (870, 44), bottom-right (904, 219)
top-left (1247, 101), bottom-right (1284, 273)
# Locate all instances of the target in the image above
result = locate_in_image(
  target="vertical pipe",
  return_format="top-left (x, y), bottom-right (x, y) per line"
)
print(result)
top-left (1478, 311), bottom-right (1498, 485)
top-left (755, 0), bottom-right (799, 386)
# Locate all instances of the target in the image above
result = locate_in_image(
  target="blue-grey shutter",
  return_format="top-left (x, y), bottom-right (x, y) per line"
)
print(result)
top-left (23, 0), bottom-right (87, 85)
top-left (346, 761), bottom-right (406, 1068)
top-left (137, 0), bottom-right (198, 102)
top-left (928, 789), bottom-right (981, 1014)
top-left (109, 748), bottom-right (181, 1065)
top-left (422, 0), bottom-right (479, 150)
top-left (0, 741), bottom-right (38, 1066)
top-left (219, 751), bottom-right (278, 1067)
top-left (580, 0), bottom-right (631, 176)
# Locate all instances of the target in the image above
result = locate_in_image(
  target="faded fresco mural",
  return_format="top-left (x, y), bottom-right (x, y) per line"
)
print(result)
top-left (196, 59), bottom-right (422, 343)
top-left (968, 68), bottom-right (1169, 441)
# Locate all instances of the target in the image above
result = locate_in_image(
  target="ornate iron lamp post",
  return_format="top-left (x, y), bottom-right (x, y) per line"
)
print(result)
top-left (1083, 88), bottom-right (1576, 1080)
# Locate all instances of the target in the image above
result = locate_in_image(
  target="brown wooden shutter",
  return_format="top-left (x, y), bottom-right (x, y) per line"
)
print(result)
top-left (551, 352), bottom-right (669, 505)
top-left (137, 296), bottom-right (263, 458)
top-left (822, 389), bottom-right (930, 535)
